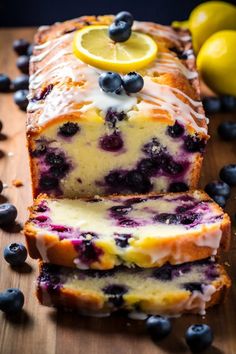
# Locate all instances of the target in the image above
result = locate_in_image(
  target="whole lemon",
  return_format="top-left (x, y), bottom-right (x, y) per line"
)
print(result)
top-left (197, 30), bottom-right (236, 96)
top-left (189, 1), bottom-right (236, 53)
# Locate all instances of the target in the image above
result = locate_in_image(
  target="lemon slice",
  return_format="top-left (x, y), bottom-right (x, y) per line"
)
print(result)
top-left (73, 25), bottom-right (158, 73)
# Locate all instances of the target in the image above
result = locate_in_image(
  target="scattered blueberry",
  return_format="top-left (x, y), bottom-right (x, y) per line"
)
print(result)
top-left (0, 74), bottom-right (11, 92)
top-left (218, 121), bottom-right (236, 141)
top-left (105, 170), bottom-right (125, 187)
top-left (202, 97), bottom-right (221, 114)
top-left (50, 164), bottom-right (70, 178)
top-left (14, 89), bottom-right (29, 111)
top-left (58, 122), bottom-right (79, 137)
top-left (185, 324), bottom-right (213, 352)
top-left (137, 158), bottom-right (159, 176)
top-left (167, 121), bottom-right (184, 138)
top-left (125, 170), bottom-right (152, 193)
top-left (0, 203), bottom-right (17, 225)
top-left (46, 152), bottom-right (65, 165)
top-left (99, 72), bottom-right (122, 93)
top-left (12, 74), bottom-right (29, 91)
top-left (168, 182), bottom-right (189, 193)
top-left (146, 315), bottom-right (172, 340)
top-left (13, 39), bottom-right (30, 56)
top-left (162, 159), bottom-right (183, 176)
top-left (16, 55), bottom-right (30, 74)
top-left (27, 44), bottom-right (34, 56)
top-left (221, 95), bottom-right (236, 112)
top-left (219, 164), bottom-right (236, 186)
top-left (122, 72), bottom-right (144, 93)
top-left (205, 180), bottom-right (230, 199)
top-left (108, 21), bottom-right (132, 42)
top-left (0, 288), bottom-right (24, 313)
top-left (115, 11), bottom-right (134, 27)
top-left (4, 243), bottom-right (27, 266)
top-left (100, 132), bottom-right (124, 151)
top-left (184, 135), bottom-right (206, 153)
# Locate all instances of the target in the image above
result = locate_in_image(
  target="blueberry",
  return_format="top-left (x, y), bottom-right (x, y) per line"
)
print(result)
top-left (39, 175), bottom-right (59, 190)
top-left (0, 288), bottom-right (24, 313)
top-left (183, 282), bottom-right (203, 293)
top-left (122, 72), bottom-right (144, 93)
top-left (220, 164), bottom-right (236, 186)
top-left (168, 182), bottom-right (189, 192)
top-left (218, 121), bottom-right (236, 141)
top-left (146, 315), bottom-right (172, 340)
top-left (154, 213), bottom-right (180, 224)
top-left (50, 163), bottom-right (70, 178)
top-left (204, 180), bottom-right (230, 199)
top-left (13, 39), bottom-right (30, 56)
top-left (4, 243), bottom-right (27, 266)
top-left (211, 195), bottom-right (227, 208)
top-left (185, 324), bottom-right (213, 352)
top-left (152, 265), bottom-right (172, 280)
top-left (105, 170), bottom-right (125, 187)
top-left (125, 170), bottom-right (152, 193)
top-left (99, 72), bottom-right (122, 93)
top-left (31, 144), bottom-right (47, 157)
top-left (103, 284), bottom-right (127, 307)
top-left (100, 132), bottom-right (123, 151)
top-left (167, 121), bottom-right (184, 138)
top-left (46, 152), bottom-right (64, 165)
top-left (142, 138), bottom-right (162, 158)
top-left (0, 203), bottom-right (17, 225)
top-left (162, 159), bottom-right (183, 176)
top-left (105, 109), bottom-right (126, 128)
top-left (58, 122), bottom-right (80, 137)
top-left (202, 97), bottom-right (221, 114)
top-left (14, 89), bottom-right (29, 111)
top-left (118, 218), bottom-right (139, 227)
top-left (27, 44), bottom-right (34, 56)
top-left (16, 55), bottom-right (30, 74)
top-left (110, 205), bottom-right (132, 216)
top-left (221, 95), bottom-right (236, 112)
top-left (184, 135), bottom-right (206, 153)
top-left (180, 213), bottom-right (198, 225)
top-left (114, 233), bottom-right (131, 248)
top-left (33, 84), bottom-right (54, 101)
top-left (137, 158), bottom-right (159, 176)
top-left (0, 74), bottom-right (11, 92)
top-left (108, 21), bottom-right (132, 42)
top-left (115, 11), bottom-right (134, 27)
top-left (12, 74), bottom-right (29, 91)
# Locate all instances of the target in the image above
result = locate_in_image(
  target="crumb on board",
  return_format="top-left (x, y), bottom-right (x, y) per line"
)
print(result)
top-left (224, 261), bottom-right (230, 267)
top-left (12, 179), bottom-right (24, 187)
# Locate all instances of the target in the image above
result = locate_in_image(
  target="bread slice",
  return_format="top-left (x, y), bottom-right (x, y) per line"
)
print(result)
top-left (37, 258), bottom-right (231, 317)
top-left (24, 190), bottom-right (231, 269)
top-left (27, 15), bottom-right (208, 198)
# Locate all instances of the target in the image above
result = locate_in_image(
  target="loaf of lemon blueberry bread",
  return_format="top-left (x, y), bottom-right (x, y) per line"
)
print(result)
top-left (27, 15), bottom-right (208, 198)
top-left (24, 191), bottom-right (230, 270)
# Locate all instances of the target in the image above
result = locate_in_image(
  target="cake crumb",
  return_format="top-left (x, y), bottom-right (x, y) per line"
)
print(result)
top-left (224, 261), bottom-right (230, 267)
top-left (12, 179), bottom-right (24, 187)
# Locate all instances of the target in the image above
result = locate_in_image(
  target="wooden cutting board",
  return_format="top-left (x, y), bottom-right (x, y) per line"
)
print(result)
top-left (0, 27), bottom-right (235, 354)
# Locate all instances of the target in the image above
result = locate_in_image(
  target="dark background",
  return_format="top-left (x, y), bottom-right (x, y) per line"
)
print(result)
top-left (1, 0), bottom-right (235, 27)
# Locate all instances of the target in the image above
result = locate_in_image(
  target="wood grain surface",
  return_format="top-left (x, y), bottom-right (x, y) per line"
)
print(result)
top-left (0, 28), bottom-right (235, 354)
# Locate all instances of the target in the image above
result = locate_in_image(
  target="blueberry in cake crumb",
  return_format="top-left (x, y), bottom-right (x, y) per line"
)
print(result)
top-left (221, 95), bottom-right (236, 112)
top-left (183, 282), bottom-right (203, 293)
top-left (108, 21), bottom-right (132, 43)
top-left (162, 158), bottom-right (184, 176)
top-left (154, 213), bottom-right (180, 225)
top-left (167, 121), bottom-right (184, 138)
top-left (12, 74), bottom-right (29, 91)
top-left (202, 97), bottom-right (221, 114)
top-left (205, 180), bottom-right (230, 199)
top-left (13, 39), bottom-right (30, 56)
top-left (105, 170), bottom-right (125, 188)
top-left (185, 324), bottom-right (213, 352)
top-left (109, 205), bottom-right (132, 217)
top-left (46, 152), bottom-right (65, 166)
top-left (0, 74), bottom-right (11, 92)
top-left (58, 122), bottom-right (80, 137)
top-left (105, 109), bottom-right (126, 128)
top-left (103, 284), bottom-right (128, 307)
top-left (137, 158), bottom-right (160, 176)
top-left (4, 243), bottom-right (27, 266)
top-left (73, 239), bottom-right (103, 265)
top-left (220, 164), bottom-right (236, 186)
top-left (184, 135), bottom-right (206, 153)
top-left (31, 143), bottom-right (47, 157)
top-left (39, 263), bottom-right (61, 294)
top-left (125, 170), bottom-right (152, 193)
top-left (142, 138), bottom-right (162, 158)
top-left (0, 288), bottom-right (24, 313)
top-left (33, 84), bottom-right (54, 101)
top-left (50, 163), bottom-right (70, 178)
top-left (114, 233), bottom-right (131, 248)
top-left (99, 72), bottom-right (122, 93)
top-left (122, 72), bottom-right (144, 93)
top-left (99, 131), bottom-right (124, 152)
top-left (180, 212), bottom-right (198, 225)
top-left (16, 55), bottom-right (30, 74)
top-left (115, 11), bottom-right (134, 27)
top-left (0, 203), bottom-right (17, 225)
top-left (168, 182), bottom-right (189, 193)
top-left (14, 89), bottom-right (29, 111)
top-left (152, 264), bottom-right (172, 281)
top-left (218, 122), bottom-right (236, 141)
top-left (146, 315), bottom-right (172, 340)
top-left (39, 175), bottom-right (59, 191)
top-left (118, 217), bottom-right (139, 227)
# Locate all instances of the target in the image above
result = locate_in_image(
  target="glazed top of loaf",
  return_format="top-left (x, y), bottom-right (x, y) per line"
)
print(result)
top-left (27, 15), bottom-right (208, 135)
